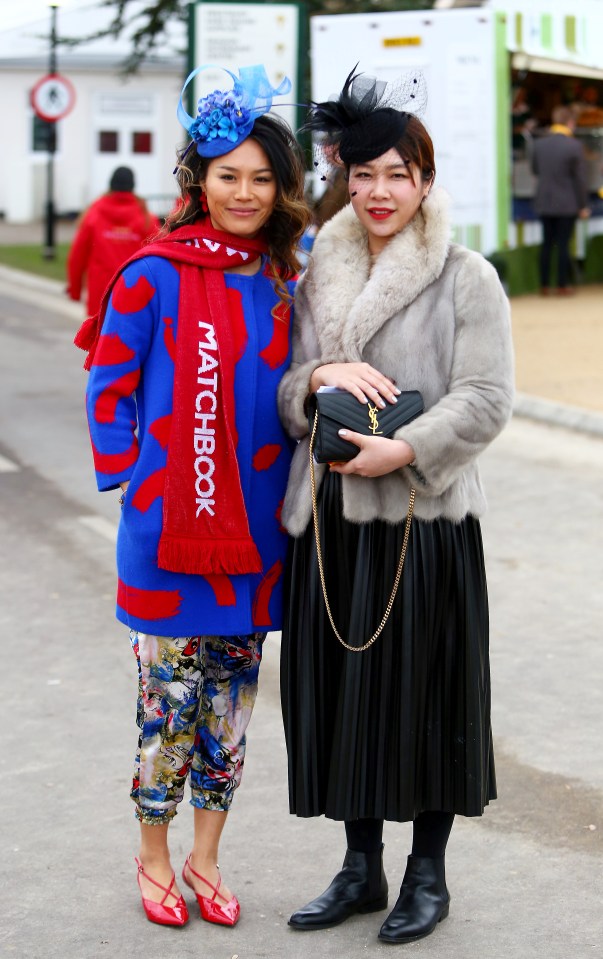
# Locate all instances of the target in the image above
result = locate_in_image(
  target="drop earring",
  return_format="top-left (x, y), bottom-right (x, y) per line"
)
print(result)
top-left (200, 190), bottom-right (208, 213)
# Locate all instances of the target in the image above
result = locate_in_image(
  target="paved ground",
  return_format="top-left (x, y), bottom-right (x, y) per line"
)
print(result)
top-left (0, 218), bottom-right (79, 246)
top-left (0, 236), bottom-right (601, 959)
top-left (511, 284), bottom-right (603, 415)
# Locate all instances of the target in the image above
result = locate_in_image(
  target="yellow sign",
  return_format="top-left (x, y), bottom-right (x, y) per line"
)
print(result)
top-left (383, 37), bottom-right (422, 47)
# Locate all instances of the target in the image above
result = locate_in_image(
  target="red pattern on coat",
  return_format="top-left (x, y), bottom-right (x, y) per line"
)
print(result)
top-left (252, 560), bottom-right (283, 627)
top-left (111, 272), bottom-right (156, 314)
top-left (131, 468), bottom-right (166, 513)
top-left (91, 333), bottom-right (136, 366)
top-left (259, 301), bottom-right (291, 370)
top-left (162, 316), bottom-right (176, 361)
top-left (92, 436), bottom-right (139, 474)
top-left (93, 369), bottom-right (140, 424)
top-left (149, 415), bottom-right (172, 449)
top-left (203, 574), bottom-right (237, 607)
top-left (253, 443), bottom-right (282, 472)
top-left (275, 500), bottom-right (286, 534)
top-left (117, 578), bottom-right (182, 620)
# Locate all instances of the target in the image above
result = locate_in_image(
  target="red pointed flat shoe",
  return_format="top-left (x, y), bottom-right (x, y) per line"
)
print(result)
top-left (135, 857), bottom-right (189, 926)
top-left (182, 854), bottom-right (240, 926)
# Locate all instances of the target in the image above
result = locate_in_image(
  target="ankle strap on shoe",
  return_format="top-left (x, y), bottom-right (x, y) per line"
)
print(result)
top-left (135, 857), bottom-right (178, 905)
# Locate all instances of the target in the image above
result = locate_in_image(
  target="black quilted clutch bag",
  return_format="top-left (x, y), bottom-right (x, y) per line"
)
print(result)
top-left (308, 388), bottom-right (424, 463)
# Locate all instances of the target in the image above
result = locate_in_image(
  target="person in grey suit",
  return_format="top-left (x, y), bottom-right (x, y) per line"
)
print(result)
top-left (532, 105), bottom-right (590, 294)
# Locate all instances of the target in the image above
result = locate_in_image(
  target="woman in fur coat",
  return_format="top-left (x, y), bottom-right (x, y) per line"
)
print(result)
top-left (277, 69), bottom-right (514, 945)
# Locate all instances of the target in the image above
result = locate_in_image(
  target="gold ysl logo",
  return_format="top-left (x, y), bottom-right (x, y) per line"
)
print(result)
top-left (367, 403), bottom-right (383, 435)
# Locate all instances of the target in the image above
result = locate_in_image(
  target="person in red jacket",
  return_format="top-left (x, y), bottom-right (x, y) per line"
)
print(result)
top-left (66, 166), bottom-right (160, 315)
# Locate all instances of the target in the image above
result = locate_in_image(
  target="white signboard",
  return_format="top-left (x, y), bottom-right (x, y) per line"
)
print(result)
top-left (192, 2), bottom-right (301, 133)
top-left (311, 9), bottom-right (501, 254)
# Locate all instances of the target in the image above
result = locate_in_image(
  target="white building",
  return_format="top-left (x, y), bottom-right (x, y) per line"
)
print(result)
top-left (0, 2), bottom-right (186, 223)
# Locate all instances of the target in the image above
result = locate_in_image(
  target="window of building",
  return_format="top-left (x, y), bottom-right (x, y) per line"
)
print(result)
top-left (32, 116), bottom-right (57, 152)
top-left (132, 131), bottom-right (152, 154)
top-left (99, 130), bottom-right (119, 153)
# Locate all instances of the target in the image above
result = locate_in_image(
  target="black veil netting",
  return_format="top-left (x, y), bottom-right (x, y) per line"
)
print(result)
top-left (303, 67), bottom-right (428, 177)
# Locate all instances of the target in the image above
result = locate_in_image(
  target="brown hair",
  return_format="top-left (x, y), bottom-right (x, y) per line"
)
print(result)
top-left (313, 168), bottom-right (350, 228)
top-left (551, 105), bottom-right (574, 127)
top-left (166, 114), bottom-right (312, 308)
top-left (392, 115), bottom-right (436, 187)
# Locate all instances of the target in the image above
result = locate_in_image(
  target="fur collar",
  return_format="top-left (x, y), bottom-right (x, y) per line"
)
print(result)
top-left (302, 186), bottom-right (451, 360)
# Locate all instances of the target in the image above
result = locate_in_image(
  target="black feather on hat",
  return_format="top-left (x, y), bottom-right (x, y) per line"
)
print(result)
top-left (303, 66), bottom-right (425, 167)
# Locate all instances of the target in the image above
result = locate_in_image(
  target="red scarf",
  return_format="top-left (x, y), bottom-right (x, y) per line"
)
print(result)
top-left (75, 223), bottom-right (271, 576)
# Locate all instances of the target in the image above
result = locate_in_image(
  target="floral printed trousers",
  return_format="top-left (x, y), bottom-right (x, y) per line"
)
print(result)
top-left (129, 630), bottom-right (265, 825)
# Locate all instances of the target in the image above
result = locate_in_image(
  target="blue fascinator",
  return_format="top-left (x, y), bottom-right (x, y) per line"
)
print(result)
top-left (177, 64), bottom-right (292, 160)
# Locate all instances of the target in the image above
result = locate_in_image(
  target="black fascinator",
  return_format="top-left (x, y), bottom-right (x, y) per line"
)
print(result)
top-left (304, 66), bottom-right (427, 172)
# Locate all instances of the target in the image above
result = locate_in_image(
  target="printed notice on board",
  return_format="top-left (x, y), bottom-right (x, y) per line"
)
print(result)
top-left (444, 44), bottom-right (494, 218)
top-left (194, 2), bottom-right (299, 130)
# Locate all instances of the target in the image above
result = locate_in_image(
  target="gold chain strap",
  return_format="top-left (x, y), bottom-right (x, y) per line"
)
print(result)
top-left (309, 411), bottom-right (416, 653)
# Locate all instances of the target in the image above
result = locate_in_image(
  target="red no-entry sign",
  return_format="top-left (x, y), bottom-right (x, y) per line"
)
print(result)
top-left (31, 73), bottom-right (76, 122)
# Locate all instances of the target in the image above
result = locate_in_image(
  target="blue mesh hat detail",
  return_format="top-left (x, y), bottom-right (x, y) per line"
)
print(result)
top-left (177, 64), bottom-right (292, 160)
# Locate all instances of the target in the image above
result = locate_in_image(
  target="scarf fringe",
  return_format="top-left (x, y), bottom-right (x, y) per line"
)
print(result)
top-left (74, 315), bottom-right (99, 371)
top-left (158, 534), bottom-right (263, 576)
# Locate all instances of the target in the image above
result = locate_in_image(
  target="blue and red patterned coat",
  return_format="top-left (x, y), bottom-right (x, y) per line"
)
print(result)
top-left (86, 254), bottom-right (295, 636)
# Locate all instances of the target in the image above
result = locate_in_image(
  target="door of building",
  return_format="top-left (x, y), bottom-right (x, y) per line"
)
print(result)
top-left (91, 90), bottom-right (160, 203)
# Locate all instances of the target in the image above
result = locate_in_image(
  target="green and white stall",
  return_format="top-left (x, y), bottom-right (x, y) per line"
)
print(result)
top-left (310, 0), bottom-right (603, 291)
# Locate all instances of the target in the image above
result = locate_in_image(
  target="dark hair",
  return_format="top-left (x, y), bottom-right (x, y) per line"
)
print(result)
top-left (346, 114), bottom-right (436, 188)
top-left (109, 166), bottom-right (135, 192)
top-left (166, 114), bottom-right (311, 303)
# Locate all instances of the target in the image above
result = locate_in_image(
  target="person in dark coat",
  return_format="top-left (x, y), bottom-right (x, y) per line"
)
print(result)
top-left (531, 105), bottom-right (590, 294)
top-left (67, 166), bottom-right (160, 315)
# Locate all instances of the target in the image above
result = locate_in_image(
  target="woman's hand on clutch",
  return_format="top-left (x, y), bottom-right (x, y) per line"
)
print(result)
top-left (329, 433), bottom-right (415, 477)
top-left (310, 362), bottom-right (400, 407)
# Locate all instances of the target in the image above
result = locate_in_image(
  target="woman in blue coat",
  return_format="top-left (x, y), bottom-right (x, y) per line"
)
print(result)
top-left (76, 65), bottom-right (310, 929)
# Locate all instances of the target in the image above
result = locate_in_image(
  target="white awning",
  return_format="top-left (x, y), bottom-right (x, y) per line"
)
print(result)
top-left (512, 53), bottom-right (603, 82)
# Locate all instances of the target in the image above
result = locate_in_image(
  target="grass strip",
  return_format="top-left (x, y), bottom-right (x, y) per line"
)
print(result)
top-left (0, 244), bottom-right (69, 283)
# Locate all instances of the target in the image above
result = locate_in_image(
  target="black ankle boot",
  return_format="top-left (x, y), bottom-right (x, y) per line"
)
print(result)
top-left (288, 845), bottom-right (388, 931)
top-left (378, 855), bottom-right (449, 944)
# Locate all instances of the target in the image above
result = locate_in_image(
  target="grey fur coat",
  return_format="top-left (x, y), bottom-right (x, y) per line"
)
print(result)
top-left (278, 188), bottom-right (515, 536)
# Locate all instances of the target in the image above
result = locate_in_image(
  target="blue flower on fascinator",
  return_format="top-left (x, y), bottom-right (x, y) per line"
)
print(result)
top-left (177, 64), bottom-right (291, 160)
top-left (189, 88), bottom-right (251, 145)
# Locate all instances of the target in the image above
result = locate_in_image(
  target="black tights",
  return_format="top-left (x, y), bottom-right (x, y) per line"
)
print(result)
top-left (345, 811), bottom-right (455, 858)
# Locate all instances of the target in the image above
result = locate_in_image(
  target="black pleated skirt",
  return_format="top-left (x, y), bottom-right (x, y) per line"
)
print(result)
top-left (281, 472), bottom-right (496, 822)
